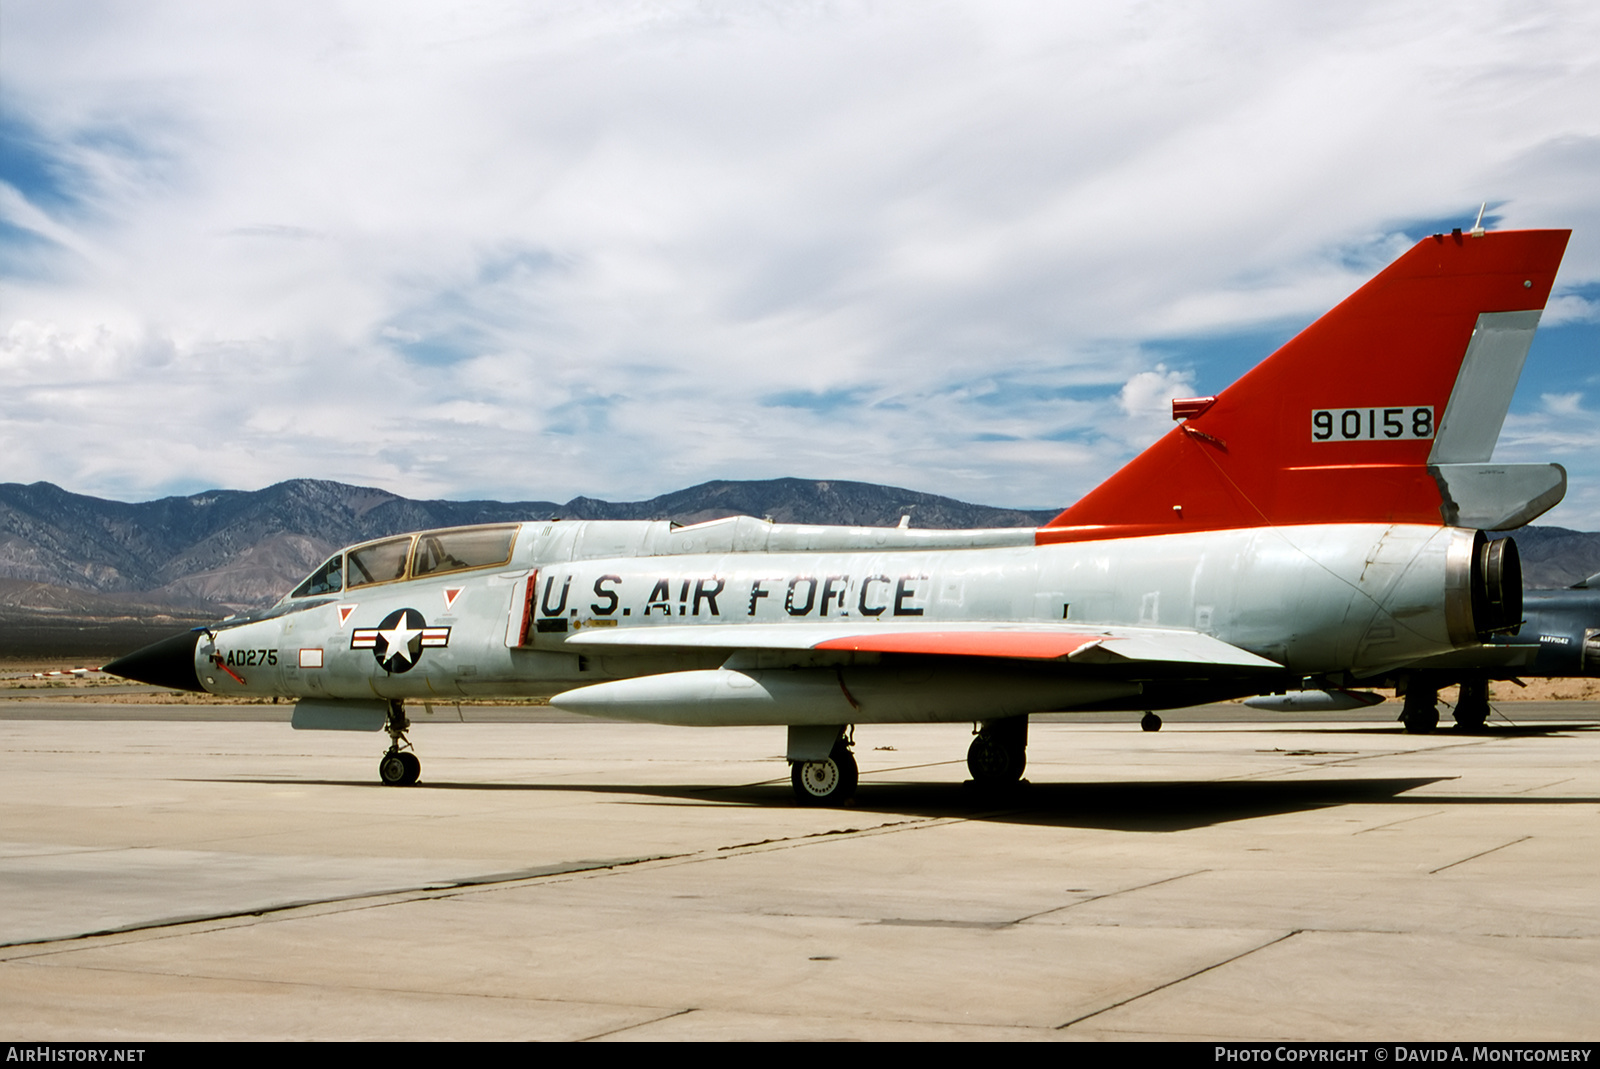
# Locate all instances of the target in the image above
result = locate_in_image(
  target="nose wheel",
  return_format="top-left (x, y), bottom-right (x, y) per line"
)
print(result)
top-left (380, 749), bottom-right (421, 786)
top-left (378, 700), bottom-right (421, 786)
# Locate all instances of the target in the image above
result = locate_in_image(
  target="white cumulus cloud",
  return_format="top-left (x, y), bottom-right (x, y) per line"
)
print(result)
top-left (1, 0), bottom-right (1598, 523)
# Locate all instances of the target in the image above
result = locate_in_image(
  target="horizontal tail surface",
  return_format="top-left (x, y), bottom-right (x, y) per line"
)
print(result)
top-left (1040, 228), bottom-right (1571, 543)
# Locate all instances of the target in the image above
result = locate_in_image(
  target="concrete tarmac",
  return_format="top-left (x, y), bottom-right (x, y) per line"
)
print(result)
top-left (1, 706), bottom-right (1597, 1041)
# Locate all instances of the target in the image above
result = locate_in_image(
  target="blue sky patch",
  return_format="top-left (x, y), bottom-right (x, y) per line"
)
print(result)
top-left (760, 387), bottom-right (869, 413)
top-left (0, 111), bottom-right (87, 215)
top-left (1143, 324), bottom-right (1301, 395)
top-left (1515, 318), bottom-right (1600, 402)
top-left (943, 376), bottom-right (1112, 409)
top-left (0, 218), bottom-right (71, 281)
top-left (382, 246), bottom-right (562, 366)
top-left (543, 391), bottom-right (616, 436)
top-left (388, 335), bottom-right (483, 367)
top-left (476, 247), bottom-right (559, 285)
top-left (381, 299), bottom-right (495, 367)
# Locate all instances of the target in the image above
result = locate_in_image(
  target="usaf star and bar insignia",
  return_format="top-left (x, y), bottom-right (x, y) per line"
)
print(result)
top-left (350, 608), bottom-right (451, 674)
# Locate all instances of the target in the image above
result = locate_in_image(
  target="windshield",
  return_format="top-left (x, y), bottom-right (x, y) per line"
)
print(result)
top-left (346, 536), bottom-right (414, 589)
top-left (290, 554), bottom-right (344, 598)
top-left (290, 524), bottom-right (522, 597)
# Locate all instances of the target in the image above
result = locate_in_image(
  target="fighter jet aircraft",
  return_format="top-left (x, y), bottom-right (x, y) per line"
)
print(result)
top-left (107, 227), bottom-right (1572, 803)
top-left (1400, 579), bottom-right (1600, 730)
top-left (1245, 581), bottom-right (1600, 731)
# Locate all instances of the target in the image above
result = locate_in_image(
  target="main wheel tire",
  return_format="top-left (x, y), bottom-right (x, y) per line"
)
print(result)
top-left (1401, 695), bottom-right (1439, 734)
top-left (1141, 712), bottom-right (1163, 732)
top-left (967, 734), bottom-right (1025, 786)
top-left (1453, 680), bottom-right (1490, 731)
top-left (791, 741), bottom-right (858, 806)
top-left (379, 751), bottom-right (421, 786)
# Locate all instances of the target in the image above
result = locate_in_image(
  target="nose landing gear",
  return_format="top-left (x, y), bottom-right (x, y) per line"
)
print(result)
top-left (379, 700), bottom-right (421, 786)
top-left (380, 749), bottom-right (420, 786)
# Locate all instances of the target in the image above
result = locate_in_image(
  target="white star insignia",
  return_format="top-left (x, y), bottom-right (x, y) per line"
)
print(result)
top-left (377, 612), bottom-right (423, 663)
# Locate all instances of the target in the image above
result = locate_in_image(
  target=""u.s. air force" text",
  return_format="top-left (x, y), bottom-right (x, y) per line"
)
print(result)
top-left (540, 573), bottom-right (933, 619)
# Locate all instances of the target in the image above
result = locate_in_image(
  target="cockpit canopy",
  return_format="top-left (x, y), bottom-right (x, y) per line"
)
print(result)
top-left (288, 523), bottom-right (521, 599)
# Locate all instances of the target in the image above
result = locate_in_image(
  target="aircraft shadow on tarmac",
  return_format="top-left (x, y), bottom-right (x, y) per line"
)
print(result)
top-left (203, 770), bottom-right (1600, 832)
top-left (1300, 722), bottom-right (1600, 737)
top-left (201, 720), bottom-right (1600, 832)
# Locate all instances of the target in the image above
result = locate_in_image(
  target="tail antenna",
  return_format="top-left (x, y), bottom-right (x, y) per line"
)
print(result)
top-left (1470, 202), bottom-right (1488, 238)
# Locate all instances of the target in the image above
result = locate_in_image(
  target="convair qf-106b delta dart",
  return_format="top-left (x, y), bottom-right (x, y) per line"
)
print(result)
top-left (108, 227), bottom-right (1572, 804)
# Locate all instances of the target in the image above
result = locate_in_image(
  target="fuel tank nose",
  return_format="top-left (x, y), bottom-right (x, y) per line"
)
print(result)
top-left (103, 630), bottom-right (205, 692)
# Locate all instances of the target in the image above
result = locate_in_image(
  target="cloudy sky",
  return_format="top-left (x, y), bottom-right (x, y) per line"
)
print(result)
top-left (4, 1), bottom-right (1600, 524)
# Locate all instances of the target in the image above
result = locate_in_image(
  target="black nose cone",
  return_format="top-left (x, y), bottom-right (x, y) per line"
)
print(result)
top-left (104, 630), bottom-right (205, 692)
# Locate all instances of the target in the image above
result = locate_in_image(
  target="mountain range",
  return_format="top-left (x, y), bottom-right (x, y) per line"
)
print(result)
top-left (0, 478), bottom-right (1054, 627)
top-left (2, 477), bottom-right (1598, 659)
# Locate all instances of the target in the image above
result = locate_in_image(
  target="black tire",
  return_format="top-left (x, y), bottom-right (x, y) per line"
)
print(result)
top-left (967, 733), bottom-right (1025, 786)
top-left (791, 741), bottom-right (858, 806)
top-left (1401, 692), bottom-right (1439, 734)
top-left (380, 751), bottom-right (420, 786)
top-left (1453, 679), bottom-right (1490, 731)
top-left (1141, 712), bottom-right (1163, 732)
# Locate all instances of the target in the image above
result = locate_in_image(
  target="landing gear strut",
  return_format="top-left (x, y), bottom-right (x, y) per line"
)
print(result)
top-left (1401, 686), bottom-right (1439, 734)
top-left (791, 735), bottom-right (858, 806)
top-left (968, 716), bottom-right (1028, 788)
top-left (379, 700), bottom-right (421, 786)
top-left (1453, 678), bottom-right (1490, 732)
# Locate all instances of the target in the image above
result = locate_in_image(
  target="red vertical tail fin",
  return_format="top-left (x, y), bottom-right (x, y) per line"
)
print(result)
top-left (1039, 228), bottom-right (1571, 544)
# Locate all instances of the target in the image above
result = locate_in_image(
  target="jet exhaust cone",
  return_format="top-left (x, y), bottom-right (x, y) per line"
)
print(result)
top-left (103, 631), bottom-right (205, 693)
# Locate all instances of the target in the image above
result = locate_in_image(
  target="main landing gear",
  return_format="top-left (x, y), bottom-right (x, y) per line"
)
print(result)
top-left (1402, 673), bottom-right (1496, 734)
top-left (379, 699), bottom-right (421, 786)
top-left (1452, 678), bottom-right (1491, 731)
top-left (967, 716), bottom-right (1028, 788)
top-left (787, 716), bottom-right (1038, 803)
top-left (791, 734), bottom-right (858, 806)
top-left (1400, 686), bottom-right (1440, 734)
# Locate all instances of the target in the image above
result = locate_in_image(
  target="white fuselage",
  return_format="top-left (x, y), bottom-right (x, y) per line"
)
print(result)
top-left (194, 518), bottom-right (1476, 725)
